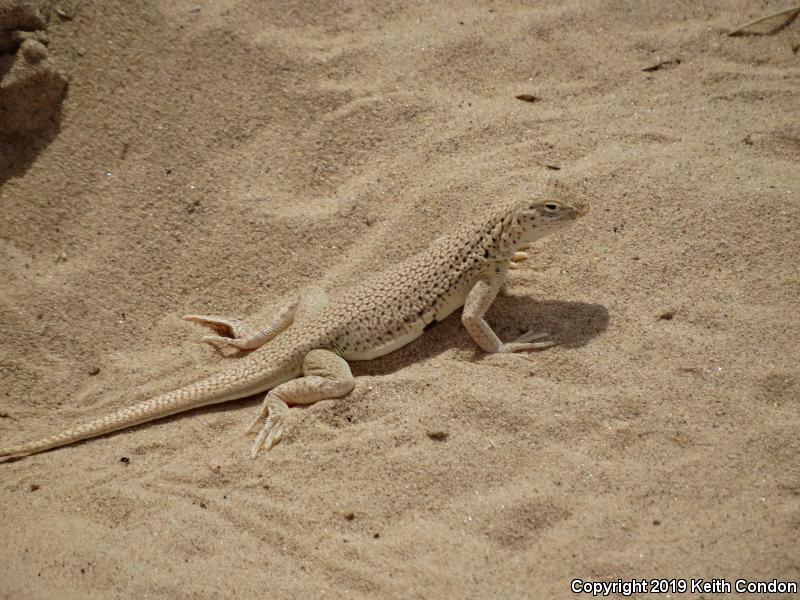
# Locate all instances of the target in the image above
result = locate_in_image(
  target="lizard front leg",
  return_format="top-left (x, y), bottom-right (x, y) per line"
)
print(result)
top-left (247, 349), bottom-right (354, 457)
top-left (462, 278), bottom-right (554, 353)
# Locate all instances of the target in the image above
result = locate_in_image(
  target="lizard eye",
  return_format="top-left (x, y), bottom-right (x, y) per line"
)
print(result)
top-left (544, 202), bottom-right (560, 212)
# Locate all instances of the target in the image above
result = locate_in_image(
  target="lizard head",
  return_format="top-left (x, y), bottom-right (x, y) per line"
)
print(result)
top-left (512, 198), bottom-right (588, 244)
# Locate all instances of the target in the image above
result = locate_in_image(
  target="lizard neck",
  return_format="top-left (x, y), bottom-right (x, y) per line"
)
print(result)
top-left (493, 211), bottom-right (525, 259)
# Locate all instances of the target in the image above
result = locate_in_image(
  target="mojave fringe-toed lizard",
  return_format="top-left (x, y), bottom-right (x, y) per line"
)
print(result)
top-left (0, 197), bottom-right (587, 461)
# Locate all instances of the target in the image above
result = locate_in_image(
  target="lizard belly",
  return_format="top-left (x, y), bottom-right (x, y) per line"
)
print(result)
top-left (343, 320), bottom-right (427, 361)
top-left (342, 281), bottom-right (473, 362)
top-left (434, 285), bottom-right (470, 322)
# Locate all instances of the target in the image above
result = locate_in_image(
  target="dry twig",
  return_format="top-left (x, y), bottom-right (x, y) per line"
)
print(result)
top-left (728, 4), bottom-right (800, 36)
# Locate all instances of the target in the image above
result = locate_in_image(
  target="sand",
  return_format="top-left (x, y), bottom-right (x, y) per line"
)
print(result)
top-left (1, 1), bottom-right (798, 598)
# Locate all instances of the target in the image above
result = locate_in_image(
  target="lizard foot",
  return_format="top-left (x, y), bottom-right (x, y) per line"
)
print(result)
top-left (194, 333), bottom-right (252, 349)
top-left (248, 397), bottom-right (289, 458)
top-left (499, 330), bottom-right (554, 352)
top-left (183, 314), bottom-right (256, 350)
top-left (184, 302), bottom-right (297, 352)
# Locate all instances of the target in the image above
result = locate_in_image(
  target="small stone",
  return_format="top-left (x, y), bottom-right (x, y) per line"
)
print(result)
top-left (55, 6), bottom-right (75, 20)
top-left (20, 39), bottom-right (48, 64)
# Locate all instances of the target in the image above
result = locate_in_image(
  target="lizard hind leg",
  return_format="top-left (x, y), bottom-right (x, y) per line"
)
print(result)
top-left (183, 297), bottom-right (299, 351)
top-left (248, 349), bottom-right (354, 458)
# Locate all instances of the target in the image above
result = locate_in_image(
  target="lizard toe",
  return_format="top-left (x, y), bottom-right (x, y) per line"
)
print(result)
top-left (498, 330), bottom-right (555, 352)
top-left (514, 329), bottom-right (551, 344)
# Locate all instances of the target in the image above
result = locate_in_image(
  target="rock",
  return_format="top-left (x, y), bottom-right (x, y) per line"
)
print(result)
top-left (0, 0), bottom-right (67, 135)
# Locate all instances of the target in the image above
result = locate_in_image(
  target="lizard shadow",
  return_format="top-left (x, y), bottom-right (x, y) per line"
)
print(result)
top-left (350, 297), bottom-right (609, 378)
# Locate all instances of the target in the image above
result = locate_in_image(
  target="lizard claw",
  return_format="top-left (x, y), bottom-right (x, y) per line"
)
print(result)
top-left (514, 330), bottom-right (551, 343)
top-left (498, 330), bottom-right (555, 352)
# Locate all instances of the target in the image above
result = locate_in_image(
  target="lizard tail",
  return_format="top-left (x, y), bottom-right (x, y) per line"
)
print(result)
top-left (0, 365), bottom-right (295, 462)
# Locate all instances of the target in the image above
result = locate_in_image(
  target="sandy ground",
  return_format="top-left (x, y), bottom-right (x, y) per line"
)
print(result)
top-left (1, 1), bottom-right (799, 598)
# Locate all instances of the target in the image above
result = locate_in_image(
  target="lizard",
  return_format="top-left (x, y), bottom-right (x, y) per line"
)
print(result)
top-left (0, 197), bottom-right (587, 462)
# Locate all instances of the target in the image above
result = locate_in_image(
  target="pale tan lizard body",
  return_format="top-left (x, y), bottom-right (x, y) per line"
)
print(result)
top-left (0, 198), bottom-right (586, 461)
